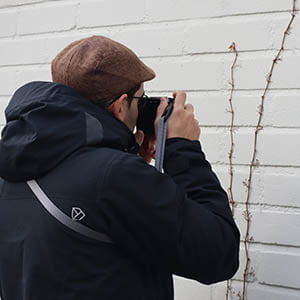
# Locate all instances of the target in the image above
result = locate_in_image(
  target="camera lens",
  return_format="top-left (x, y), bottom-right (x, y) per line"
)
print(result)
top-left (137, 97), bottom-right (161, 135)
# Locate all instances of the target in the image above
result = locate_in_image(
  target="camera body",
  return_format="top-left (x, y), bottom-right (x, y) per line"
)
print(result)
top-left (136, 97), bottom-right (174, 135)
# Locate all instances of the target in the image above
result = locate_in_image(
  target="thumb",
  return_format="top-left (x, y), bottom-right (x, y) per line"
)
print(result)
top-left (155, 98), bottom-right (168, 121)
top-left (154, 98), bottom-right (168, 137)
top-left (134, 129), bottom-right (144, 146)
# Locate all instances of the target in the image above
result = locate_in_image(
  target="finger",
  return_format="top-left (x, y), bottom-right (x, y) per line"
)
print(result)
top-left (184, 103), bottom-right (194, 112)
top-left (155, 97), bottom-right (168, 121)
top-left (134, 130), bottom-right (144, 146)
top-left (172, 90), bottom-right (187, 109)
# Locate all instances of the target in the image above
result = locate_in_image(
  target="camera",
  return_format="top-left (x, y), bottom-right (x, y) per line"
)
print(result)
top-left (136, 97), bottom-right (174, 135)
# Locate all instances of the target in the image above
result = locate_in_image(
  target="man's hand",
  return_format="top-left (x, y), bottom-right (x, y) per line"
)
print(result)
top-left (135, 91), bottom-right (201, 163)
top-left (155, 91), bottom-right (200, 141)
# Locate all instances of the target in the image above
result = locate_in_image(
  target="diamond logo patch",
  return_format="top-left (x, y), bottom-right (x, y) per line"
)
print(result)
top-left (71, 207), bottom-right (86, 221)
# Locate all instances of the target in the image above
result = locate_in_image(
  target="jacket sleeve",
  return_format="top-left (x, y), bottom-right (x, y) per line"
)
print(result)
top-left (99, 138), bottom-right (240, 284)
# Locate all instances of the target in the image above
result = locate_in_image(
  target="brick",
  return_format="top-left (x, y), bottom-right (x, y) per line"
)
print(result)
top-left (0, 27), bottom-right (184, 66)
top-left (0, 38), bottom-right (47, 66)
top-left (0, 66), bottom-right (51, 97)
top-left (0, 27), bottom-right (182, 68)
top-left (147, 0), bottom-right (291, 22)
top-left (17, 3), bottom-right (76, 35)
top-left (185, 16), bottom-right (274, 54)
top-left (0, 12), bottom-right (17, 37)
top-left (262, 170), bottom-right (300, 208)
top-left (190, 92), bottom-right (300, 128)
top-left (0, 69), bottom-right (17, 95)
top-left (146, 0), bottom-right (222, 22)
top-left (284, 15), bottom-right (300, 50)
top-left (36, 25), bottom-right (185, 62)
top-left (0, 97), bottom-right (9, 126)
top-left (229, 53), bottom-right (300, 90)
top-left (173, 276), bottom-right (210, 300)
top-left (247, 286), bottom-right (300, 300)
top-left (187, 93), bottom-right (261, 127)
top-left (0, 0), bottom-right (43, 8)
top-left (234, 245), bottom-right (300, 289)
top-left (198, 128), bottom-right (224, 163)
top-left (212, 281), bottom-right (300, 300)
top-left (216, 166), bottom-right (263, 205)
top-left (217, 128), bottom-right (300, 166)
top-left (144, 57), bottom-right (224, 91)
top-left (259, 251), bottom-right (300, 289)
top-left (249, 129), bottom-right (300, 166)
top-left (15, 67), bottom-right (51, 88)
top-left (189, 93), bottom-right (233, 126)
top-left (0, 66), bottom-right (50, 97)
top-left (78, 0), bottom-right (146, 28)
top-left (235, 208), bottom-right (300, 246)
top-left (210, 281), bottom-right (227, 299)
top-left (111, 24), bottom-right (185, 57)
top-left (189, 91), bottom-right (298, 128)
top-left (0, 34), bottom-right (93, 67)
top-left (199, 127), bottom-right (300, 167)
top-left (262, 93), bottom-right (300, 128)
top-left (232, 245), bottom-right (259, 283)
top-left (216, 166), bottom-right (300, 208)
top-left (185, 14), bottom-right (300, 54)
top-left (270, 15), bottom-right (300, 51)
top-left (220, 0), bottom-right (290, 15)
top-left (262, 54), bottom-right (300, 89)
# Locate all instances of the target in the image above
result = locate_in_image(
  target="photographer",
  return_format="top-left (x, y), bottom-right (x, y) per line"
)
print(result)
top-left (0, 36), bottom-right (240, 300)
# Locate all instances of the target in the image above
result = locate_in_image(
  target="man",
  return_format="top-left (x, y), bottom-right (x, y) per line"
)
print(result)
top-left (0, 36), bottom-right (240, 300)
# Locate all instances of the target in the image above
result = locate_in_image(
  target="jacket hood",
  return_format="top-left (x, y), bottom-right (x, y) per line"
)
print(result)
top-left (0, 81), bottom-right (140, 182)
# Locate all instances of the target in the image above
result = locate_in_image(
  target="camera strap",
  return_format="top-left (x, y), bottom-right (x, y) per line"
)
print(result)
top-left (155, 98), bottom-right (174, 172)
top-left (26, 179), bottom-right (113, 244)
top-left (155, 117), bottom-right (168, 172)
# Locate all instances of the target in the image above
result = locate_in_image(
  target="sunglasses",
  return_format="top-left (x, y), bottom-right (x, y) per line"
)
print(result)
top-left (98, 92), bottom-right (146, 109)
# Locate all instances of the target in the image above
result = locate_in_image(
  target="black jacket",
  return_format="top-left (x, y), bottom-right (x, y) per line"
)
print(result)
top-left (0, 81), bottom-right (240, 300)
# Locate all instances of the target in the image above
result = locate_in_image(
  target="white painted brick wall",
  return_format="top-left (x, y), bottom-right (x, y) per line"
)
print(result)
top-left (0, 1), bottom-right (299, 299)
top-left (18, 3), bottom-right (76, 35)
top-left (0, 0), bottom-right (44, 8)
top-left (78, 0), bottom-right (146, 28)
top-left (0, 11), bottom-right (16, 37)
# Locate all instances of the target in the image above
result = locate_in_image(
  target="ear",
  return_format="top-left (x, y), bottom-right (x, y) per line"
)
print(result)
top-left (107, 94), bottom-right (128, 122)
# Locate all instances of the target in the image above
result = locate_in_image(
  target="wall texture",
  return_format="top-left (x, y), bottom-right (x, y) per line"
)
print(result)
top-left (0, 1), bottom-right (299, 299)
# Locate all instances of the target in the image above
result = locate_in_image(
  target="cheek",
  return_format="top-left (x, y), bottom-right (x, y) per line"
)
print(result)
top-left (134, 102), bottom-right (139, 118)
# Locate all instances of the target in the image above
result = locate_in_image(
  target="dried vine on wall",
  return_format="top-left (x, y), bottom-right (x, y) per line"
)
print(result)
top-left (227, 42), bottom-right (238, 216)
top-left (225, 1), bottom-right (298, 299)
top-left (241, 2), bottom-right (297, 299)
top-left (225, 42), bottom-right (238, 300)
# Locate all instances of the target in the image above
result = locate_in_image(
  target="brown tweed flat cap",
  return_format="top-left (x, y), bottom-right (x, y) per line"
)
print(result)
top-left (51, 35), bottom-right (155, 103)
